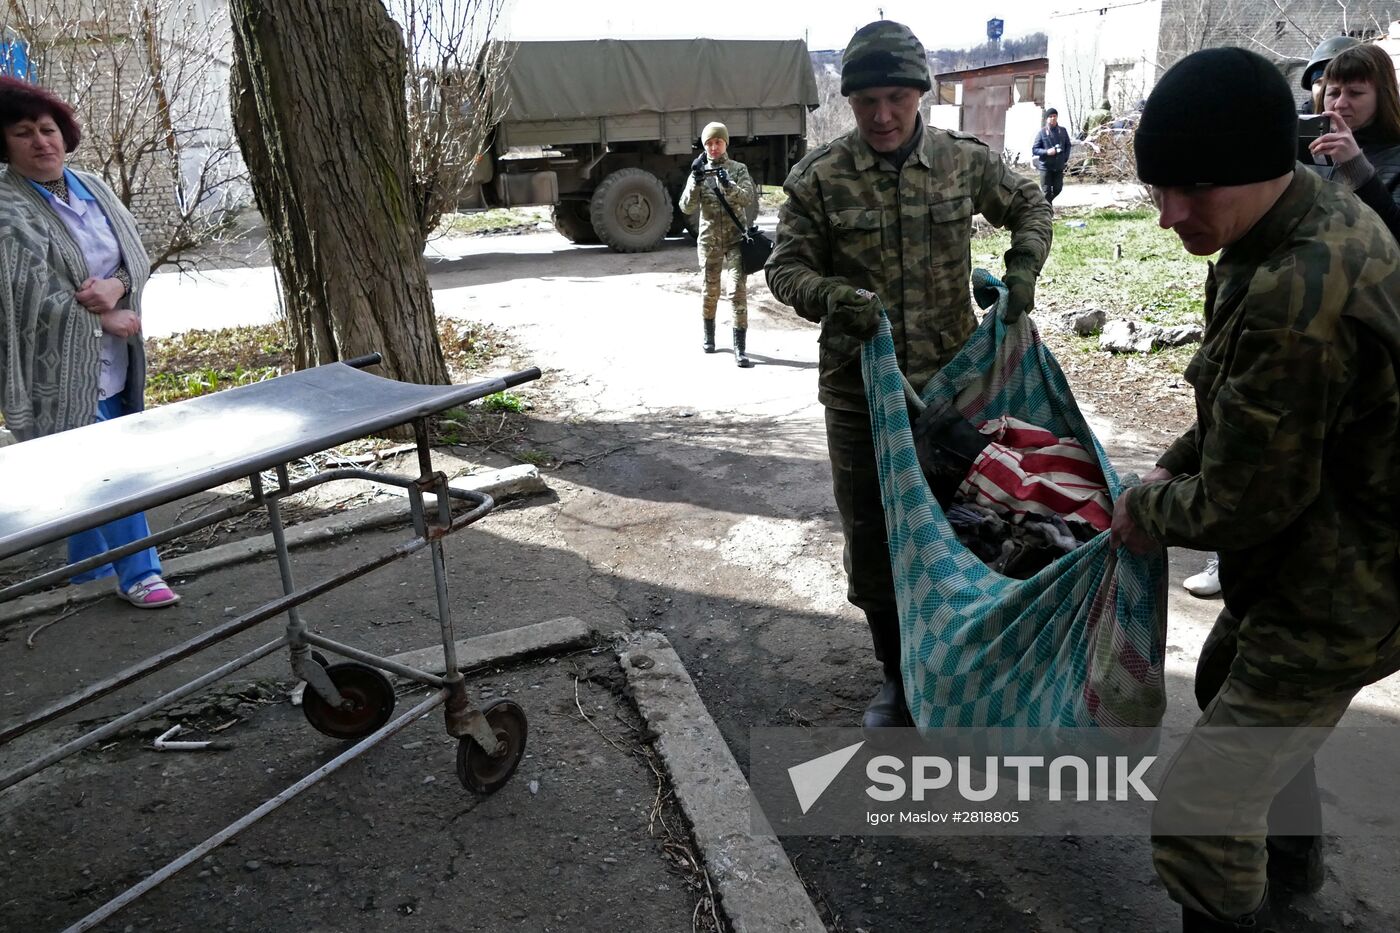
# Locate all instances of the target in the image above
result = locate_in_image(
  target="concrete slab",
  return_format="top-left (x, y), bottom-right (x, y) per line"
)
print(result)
top-left (386, 616), bottom-right (595, 676)
top-left (619, 630), bottom-right (825, 933)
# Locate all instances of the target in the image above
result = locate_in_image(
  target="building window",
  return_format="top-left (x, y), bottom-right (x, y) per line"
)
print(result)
top-left (1103, 63), bottom-right (1136, 110)
top-left (936, 80), bottom-right (961, 105)
top-left (1013, 76), bottom-right (1046, 106)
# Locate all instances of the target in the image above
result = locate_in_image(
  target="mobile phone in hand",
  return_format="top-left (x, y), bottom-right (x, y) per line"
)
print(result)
top-left (1298, 113), bottom-right (1332, 165)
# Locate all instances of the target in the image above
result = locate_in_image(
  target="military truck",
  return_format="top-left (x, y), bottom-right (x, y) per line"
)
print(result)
top-left (459, 38), bottom-right (819, 252)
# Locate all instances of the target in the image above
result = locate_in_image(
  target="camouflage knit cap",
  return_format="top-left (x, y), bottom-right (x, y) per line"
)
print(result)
top-left (701, 122), bottom-right (729, 144)
top-left (841, 20), bottom-right (932, 96)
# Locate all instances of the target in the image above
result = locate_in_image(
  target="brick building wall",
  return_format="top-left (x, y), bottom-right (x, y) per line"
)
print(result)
top-left (6, 1), bottom-right (246, 263)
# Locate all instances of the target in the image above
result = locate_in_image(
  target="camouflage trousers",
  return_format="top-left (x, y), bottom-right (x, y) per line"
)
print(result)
top-left (824, 405), bottom-right (900, 668)
top-left (1151, 608), bottom-right (1357, 921)
top-left (699, 242), bottom-right (747, 328)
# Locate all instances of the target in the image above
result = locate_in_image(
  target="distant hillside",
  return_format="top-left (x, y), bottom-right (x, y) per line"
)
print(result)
top-left (809, 32), bottom-right (1050, 76)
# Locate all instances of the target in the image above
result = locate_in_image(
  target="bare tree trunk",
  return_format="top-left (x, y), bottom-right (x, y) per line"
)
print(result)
top-left (227, 0), bottom-right (448, 384)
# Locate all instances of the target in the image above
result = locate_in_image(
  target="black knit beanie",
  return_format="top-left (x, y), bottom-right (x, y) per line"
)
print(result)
top-left (1134, 48), bottom-right (1296, 187)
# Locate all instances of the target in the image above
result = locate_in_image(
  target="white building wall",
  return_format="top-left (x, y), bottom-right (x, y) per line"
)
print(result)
top-left (1002, 103), bottom-right (1044, 165)
top-left (1046, 0), bottom-right (1162, 137)
top-left (927, 103), bottom-right (961, 132)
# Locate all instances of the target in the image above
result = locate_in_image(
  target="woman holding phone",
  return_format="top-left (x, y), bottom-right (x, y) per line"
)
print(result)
top-left (1307, 43), bottom-right (1400, 240)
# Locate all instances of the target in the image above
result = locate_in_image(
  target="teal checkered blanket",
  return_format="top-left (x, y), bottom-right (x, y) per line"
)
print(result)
top-left (861, 271), bottom-right (1168, 737)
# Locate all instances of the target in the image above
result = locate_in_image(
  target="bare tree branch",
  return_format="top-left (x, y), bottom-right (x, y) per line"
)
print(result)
top-left (8, 0), bottom-right (250, 273)
top-left (386, 0), bottom-right (513, 239)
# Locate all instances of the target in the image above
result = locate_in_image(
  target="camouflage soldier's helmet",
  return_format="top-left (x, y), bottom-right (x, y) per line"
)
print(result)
top-left (1135, 47), bottom-right (1296, 187)
top-left (841, 20), bottom-right (932, 96)
top-left (1302, 35), bottom-right (1361, 90)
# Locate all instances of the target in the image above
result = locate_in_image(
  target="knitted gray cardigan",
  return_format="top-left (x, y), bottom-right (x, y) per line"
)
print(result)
top-left (0, 167), bottom-right (149, 444)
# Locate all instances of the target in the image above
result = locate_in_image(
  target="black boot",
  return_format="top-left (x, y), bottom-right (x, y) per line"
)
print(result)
top-left (733, 327), bottom-right (753, 367)
top-left (702, 318), bottom-right (716, 353)
top-left (1181, 901), bottom-right (1278, 932)
top-left (862, 668), bottom-right (912, 730)
top-left (862, 614), bottom-right (911, 730)
top-left (1266, 836), bottom-right (1325, 896)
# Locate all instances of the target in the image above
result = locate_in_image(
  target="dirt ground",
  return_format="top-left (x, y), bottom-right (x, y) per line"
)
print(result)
top-left (1, 607), bottom-right (718, 933)
top-left (5, 183), bottom-right (1399, 932)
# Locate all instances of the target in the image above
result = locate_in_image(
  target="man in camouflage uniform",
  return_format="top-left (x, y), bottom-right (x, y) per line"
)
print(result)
top-left (1111, 48), bottom-right (1400, 933)
top-left (678, 121), bottom-right (757, 367)
top-left (764, 20), bottom-right (1052, 729)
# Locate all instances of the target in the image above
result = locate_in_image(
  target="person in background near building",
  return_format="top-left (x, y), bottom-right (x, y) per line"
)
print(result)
top-left (0, 76), bottom-right (180, 609)
top-left (1083, 98), bottom-right (1112, 137)
top-left (1307, 43), bottom-right (1400, 241)
top-left (1114, 47), bottom-right (1400, 933)
top-left (1031, 108), bottom-right (1072, 205)
top-left (1301, 35), bottom-right (1361, 114)
top-left (765, 20), bottom-right (1052, 730)
top-left (678, 121), bottom-right (757, 368)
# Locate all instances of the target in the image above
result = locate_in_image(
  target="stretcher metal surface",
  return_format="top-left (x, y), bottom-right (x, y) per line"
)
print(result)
top-left (0, 356), bottom-right (542, 932)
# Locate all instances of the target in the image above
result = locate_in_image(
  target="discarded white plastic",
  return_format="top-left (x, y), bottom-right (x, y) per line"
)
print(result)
top-left (152, 724), bottom-right (231, 752)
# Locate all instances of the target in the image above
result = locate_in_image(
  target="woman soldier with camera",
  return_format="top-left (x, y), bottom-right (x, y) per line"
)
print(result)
top-left (678, 121), bottom-right (757, 368)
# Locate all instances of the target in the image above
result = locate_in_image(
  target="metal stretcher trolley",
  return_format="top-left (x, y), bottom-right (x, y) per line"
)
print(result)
top-left (0, 355), bottom-right (541, 932)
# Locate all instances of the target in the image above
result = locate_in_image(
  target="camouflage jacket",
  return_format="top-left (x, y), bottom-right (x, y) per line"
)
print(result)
top-left (765, 124), bottom-right (1052, 410)
top-left (678, 155), bottom-right (755, 252)
top-left (1129, 168), bottom-right (1400, 693)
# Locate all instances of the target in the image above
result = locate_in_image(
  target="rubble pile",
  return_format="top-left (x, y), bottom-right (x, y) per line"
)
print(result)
top-left (1066, 113), bottom-right (1141, 182)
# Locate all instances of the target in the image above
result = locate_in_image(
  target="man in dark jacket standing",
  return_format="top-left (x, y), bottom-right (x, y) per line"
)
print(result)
top-left (1112, 47), bottom-right (1400, 932)
top-left (1031, 108), bottom-right (1072, 204)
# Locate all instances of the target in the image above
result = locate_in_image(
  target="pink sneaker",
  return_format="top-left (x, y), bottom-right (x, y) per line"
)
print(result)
top-left (120, 575), bottom-right (181, 609)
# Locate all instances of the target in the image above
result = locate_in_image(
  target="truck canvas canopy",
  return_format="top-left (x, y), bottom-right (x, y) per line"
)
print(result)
top-left (492, 38), bottom-right (820, 122)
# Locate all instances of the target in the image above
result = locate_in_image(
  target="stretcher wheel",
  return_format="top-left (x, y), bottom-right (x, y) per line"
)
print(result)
top-left (302, 662), bottom-right (396, 741)
top-left (456, 699), bottom-right (528, 794)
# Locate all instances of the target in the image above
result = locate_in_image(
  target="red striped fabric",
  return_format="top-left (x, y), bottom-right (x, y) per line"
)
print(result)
top-left (957, 416), bottom-right (1113, 531)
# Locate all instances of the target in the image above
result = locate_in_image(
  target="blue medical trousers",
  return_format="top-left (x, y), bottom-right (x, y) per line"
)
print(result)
top-left (67, 395), bottom-right (161, 592)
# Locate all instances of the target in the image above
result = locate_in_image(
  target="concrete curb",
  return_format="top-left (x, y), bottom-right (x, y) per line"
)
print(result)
top-left (384, 616), bottom-right (595, 676)
top-left (0, 465), bottom-right (547, 630)
top-left (388, 623), bottom-right (824, 932)
top-left (618, 630), bottom-right (824, 933)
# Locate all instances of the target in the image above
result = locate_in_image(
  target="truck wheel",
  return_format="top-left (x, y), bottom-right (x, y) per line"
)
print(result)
top-left (667, 206), bottom-right (688, 237)
top-left (590, 168), bottom-right (672, 253)
top-left (552, 200), bottom-right (599, 245)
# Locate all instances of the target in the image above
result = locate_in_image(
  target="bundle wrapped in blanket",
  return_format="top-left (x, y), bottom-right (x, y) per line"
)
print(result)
top-left (862, 270), bottom-right (1168, 738)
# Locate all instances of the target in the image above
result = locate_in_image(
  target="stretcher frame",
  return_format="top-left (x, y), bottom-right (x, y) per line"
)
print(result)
top-left (0, 354), bottom-right (542, 932)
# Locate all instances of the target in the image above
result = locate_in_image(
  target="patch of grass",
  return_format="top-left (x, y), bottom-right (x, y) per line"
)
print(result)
top-left (435, 208), bottom-right (546, 236)
top-left (145, 365), bottom-right (281, 406)
top-left (144, 318), bottom-right (516, 411)
top-left (145, 324), bottom-right (292, 405)
top-left (974, 207), bottom-right (1211, 324)
top-left (438, 317), bottom-right (507, 378)
top-left (481, 391), bottom-right (526, 414)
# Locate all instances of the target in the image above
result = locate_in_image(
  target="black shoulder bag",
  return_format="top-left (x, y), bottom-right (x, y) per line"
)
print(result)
top-left (711, 183), bottom-right (773, 275)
